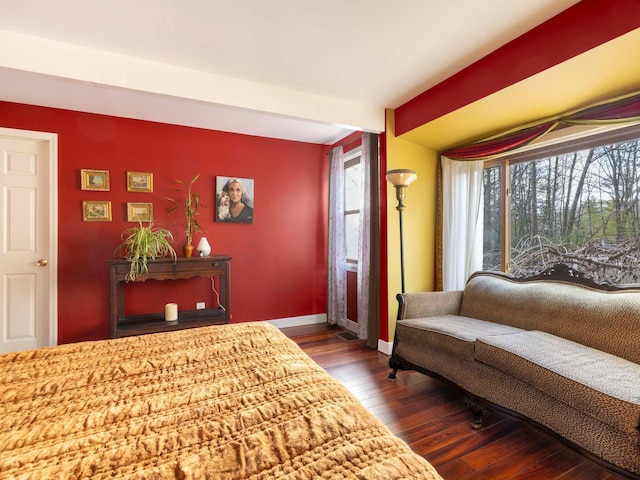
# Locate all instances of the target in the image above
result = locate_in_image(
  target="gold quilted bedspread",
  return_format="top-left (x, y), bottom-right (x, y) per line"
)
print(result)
top-left (0, 323), bottom-right (441, 479)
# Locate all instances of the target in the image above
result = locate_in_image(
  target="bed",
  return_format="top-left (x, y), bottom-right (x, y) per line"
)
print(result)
top-left (0, 322), bottom-right (441, 479)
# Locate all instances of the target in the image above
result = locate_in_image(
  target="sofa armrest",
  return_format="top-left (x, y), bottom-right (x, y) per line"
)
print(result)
top-left (396, 291), bottom-right (463, 320)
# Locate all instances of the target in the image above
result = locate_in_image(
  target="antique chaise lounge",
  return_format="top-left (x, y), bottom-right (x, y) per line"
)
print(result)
top-left (389, 264), bottom-right (640, 478)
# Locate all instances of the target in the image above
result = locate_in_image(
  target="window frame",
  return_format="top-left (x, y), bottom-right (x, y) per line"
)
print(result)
top-left (343, 148), bottom-right (362, 266)
top-left (483, 122), bottom-right (640, 272)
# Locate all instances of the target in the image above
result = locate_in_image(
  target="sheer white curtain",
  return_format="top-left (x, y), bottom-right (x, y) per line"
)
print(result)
top-left (442, 155), bottom-right (484, 291)
top-left (356, 134), bottom-right (372, 340)
top-left (327, 146), bottom-right (347, 326)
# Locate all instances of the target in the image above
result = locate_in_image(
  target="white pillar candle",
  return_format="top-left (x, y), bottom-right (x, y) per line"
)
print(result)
top-left (165, 303), bottom-right (178, 321)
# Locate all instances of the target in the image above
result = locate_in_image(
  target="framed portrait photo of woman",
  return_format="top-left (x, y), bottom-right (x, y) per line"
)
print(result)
top-left (215, 176), bottom-right (254, 224)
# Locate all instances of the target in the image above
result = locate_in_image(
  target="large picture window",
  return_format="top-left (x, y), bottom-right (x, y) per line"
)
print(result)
top-left (483, 124), bottom-right (640, 284)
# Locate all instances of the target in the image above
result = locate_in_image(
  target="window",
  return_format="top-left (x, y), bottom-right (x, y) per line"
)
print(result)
top-left (483, 124), bottom-right (640, 284)
top-left (344, 149), bottom-right (362, 265)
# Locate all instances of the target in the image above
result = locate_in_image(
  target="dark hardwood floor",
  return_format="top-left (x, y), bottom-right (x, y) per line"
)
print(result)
top-left (282, 323), bottom-right (626, 480)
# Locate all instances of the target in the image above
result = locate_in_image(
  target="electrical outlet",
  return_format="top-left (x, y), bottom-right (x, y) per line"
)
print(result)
top-left (196, 302), bottom-right (205, 310)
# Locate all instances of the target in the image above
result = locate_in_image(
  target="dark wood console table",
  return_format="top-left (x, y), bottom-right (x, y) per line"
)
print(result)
top-left (108, 256), bottom-right (231, 338)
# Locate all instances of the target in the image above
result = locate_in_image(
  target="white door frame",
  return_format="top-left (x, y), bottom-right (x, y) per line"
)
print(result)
top-left (0, 127), bottom-right (58, 347)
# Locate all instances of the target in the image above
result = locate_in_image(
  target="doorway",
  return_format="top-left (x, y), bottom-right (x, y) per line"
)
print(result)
top-left (0, 127), bottom-right (57, 353)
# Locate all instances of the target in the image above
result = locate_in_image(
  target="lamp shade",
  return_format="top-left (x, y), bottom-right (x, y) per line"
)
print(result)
top-left (196, 237), bottom-right (211, 256)
top-left (386, 169), bottom-right (417, 187)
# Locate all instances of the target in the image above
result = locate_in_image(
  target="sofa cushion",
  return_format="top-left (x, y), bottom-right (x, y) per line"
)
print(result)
top-left (397, 316), bottom-right (523, 361)
top-left (475, 330), bottom-right (640, 433)
top-left (459, 274), bottom-right (640, 364)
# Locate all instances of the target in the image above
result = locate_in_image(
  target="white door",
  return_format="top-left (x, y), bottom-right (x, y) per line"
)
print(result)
top-left (0, 127), bottom-right (57, 353)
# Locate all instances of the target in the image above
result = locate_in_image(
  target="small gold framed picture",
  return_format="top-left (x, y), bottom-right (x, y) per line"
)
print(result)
top-left (127, 171), bottom-right (153, 193)
top-left (82, 200), bottom-right (112, 222)
top-left (81, 169), bottom-right (110, 191)
top-left (127, 202), bottom-right (153, 222)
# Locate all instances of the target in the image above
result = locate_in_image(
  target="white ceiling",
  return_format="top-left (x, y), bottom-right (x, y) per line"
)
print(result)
top-left (0, 0), bottom-right (580, 144)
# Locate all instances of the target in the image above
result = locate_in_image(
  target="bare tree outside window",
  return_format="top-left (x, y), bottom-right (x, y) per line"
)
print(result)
top-left (484, 138), bottom-right (640, 284)
top-left (482, 165), bottom-right (501, 270)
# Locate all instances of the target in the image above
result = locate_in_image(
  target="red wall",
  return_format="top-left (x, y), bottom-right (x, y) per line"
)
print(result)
top-left (0, 101), bottom-right (329, 344)
top-left (346, 270), bottom-right (357, 322)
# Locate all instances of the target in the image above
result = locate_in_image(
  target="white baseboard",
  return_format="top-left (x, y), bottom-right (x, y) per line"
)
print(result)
top-left (266, 314), bottom-right (327, 329)
top-left (377, 339), bottom-right (393, 356)
top-left (345, 319), bottom-right (358, 333)
top-left (267, 315), bottom-right (392, 356)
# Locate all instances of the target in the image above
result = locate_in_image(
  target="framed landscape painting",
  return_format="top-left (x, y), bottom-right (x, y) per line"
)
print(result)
top-left (127, 202), bottom-right (153, 222)
top-left (81, 169), bottom-right (110, 191)
top-left (82, 200), bottom-right (112, 222)
top-left (127, 171), bottom-right (153, 192)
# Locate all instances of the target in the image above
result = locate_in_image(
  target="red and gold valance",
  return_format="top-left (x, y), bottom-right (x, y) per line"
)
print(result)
top-left (441, 90), bottom-right (640, 161)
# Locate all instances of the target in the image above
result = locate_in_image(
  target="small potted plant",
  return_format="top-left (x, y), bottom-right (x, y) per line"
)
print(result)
top-left (165, 173), bottom-right (206, 257)
top-left (114, 220), bottom-right (177, 282)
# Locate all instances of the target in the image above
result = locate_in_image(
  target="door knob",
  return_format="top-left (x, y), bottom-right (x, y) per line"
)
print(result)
top-left (36, 259), bottom-right (48, 267)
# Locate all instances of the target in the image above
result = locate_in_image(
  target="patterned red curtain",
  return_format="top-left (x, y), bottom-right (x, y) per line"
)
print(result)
top-left (564, 92), bottom-right (640, 125)
top-left (442, 122), bottom-right (557, 160)
top-left (441, 91), bottom-right (640, 161)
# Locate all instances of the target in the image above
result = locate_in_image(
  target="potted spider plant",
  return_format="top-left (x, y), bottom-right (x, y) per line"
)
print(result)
top-left (165, 173), bottom-right (206, 257)
top-left (114, 220), bottom-right (177, 282)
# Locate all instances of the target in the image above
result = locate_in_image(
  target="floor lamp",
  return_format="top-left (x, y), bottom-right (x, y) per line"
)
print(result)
top-left (386, 169), bottom-right (418, 293)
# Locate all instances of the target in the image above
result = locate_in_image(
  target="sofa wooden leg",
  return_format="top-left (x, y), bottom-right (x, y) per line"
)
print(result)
top-left (388, 356), bottom-right (412, 379)
top-left (388, 356), bottom-right (402, 379)
top-left (464, 398), bottom-right (489, 430)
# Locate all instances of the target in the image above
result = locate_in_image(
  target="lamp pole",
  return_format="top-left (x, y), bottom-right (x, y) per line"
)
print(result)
top-left (386, 169), bottom-right (417, 294)
top-left (396, 187), bottom-right (407, 293)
